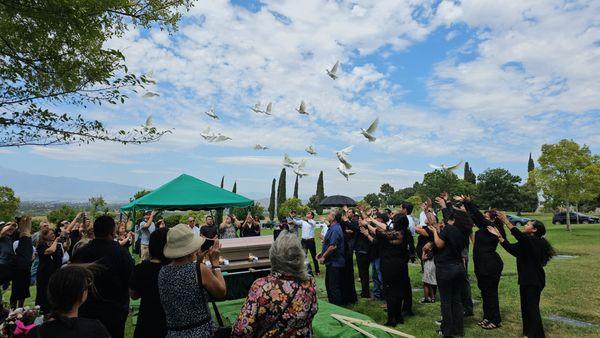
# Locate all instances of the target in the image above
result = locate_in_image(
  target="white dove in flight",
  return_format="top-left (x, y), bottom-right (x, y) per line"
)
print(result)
top-left (335, 146), bottom-right (353, 169)
top-left (145, 115), bottom-right (153, 128)
top-left (293, 160), bottom-right (309, 177)
top-left (337, 163), bottom-right (355, 181)
top-left (283, 153), bottom-right (299, 168)
top-left (205, 107), bottom-right (219, 120)
top-left (263, 102), bottom-right (273, 115)
top-left (142, 91), bottom-right (160, 98)
top-left (250, 102), bottom-right (263, 114)
top-left (360, 117), bottom-right (379, 142)
top-left (296, 100), bottom-right (309, 115)
top-left (326, 61), bottom-right (340, 80)
top-left (428, 160), bottom-right (463, 172)
top-left (254, 144), bottom-right (268, 150)
top-left (305, 145), bottom-right (317, 155)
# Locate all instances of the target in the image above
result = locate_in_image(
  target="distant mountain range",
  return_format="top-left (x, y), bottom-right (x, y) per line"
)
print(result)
top-left (0, 167), bottom-right (142, 202)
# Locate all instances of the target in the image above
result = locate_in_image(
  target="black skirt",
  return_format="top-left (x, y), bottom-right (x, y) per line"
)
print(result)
top-left (11, 268), bottom-right (31, 301)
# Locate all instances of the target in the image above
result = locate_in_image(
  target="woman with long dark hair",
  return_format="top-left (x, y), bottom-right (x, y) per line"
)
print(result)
top-left (488, 215), bottom-right (554, 338)
top-left (367, 213), bottom-right (406, 326)
top-left (36, 227), bottom-right (64, 313)
top-left (458, 196), bottom-right (506, 330)
top-left (25, 264), bottom-right (110, 338)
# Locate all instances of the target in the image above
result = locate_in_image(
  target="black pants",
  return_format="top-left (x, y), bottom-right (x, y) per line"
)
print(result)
top-left (325, 265), bottom-right (344, 306)
top-left (520, 285), bottom-right (545, 338)
top-left (437, 262), bottom-right (466, 337)
top-left (342, 245), bottom-right (357, 304)
top-left (401, 262), bottom-right (413, 315)
top-left (477, 273), bottom-right (501, 324)
top-left (381, 258), bottom-right (407, 324)
top-left (301, 238), bottom-right (320, 274)
top-left (355, 252), bottom-right (370, 298)
top-left (462, 257), bottom-right (473, 315)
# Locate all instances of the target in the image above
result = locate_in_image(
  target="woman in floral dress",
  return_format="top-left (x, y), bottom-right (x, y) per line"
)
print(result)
top-left (232, 231), bottom-right (318, 337)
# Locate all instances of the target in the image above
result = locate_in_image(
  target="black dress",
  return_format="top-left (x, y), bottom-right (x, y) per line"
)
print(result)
top-left (129, 260), bottom-right (167, 338)
top-left (36, 242), bottom-right (63, 313)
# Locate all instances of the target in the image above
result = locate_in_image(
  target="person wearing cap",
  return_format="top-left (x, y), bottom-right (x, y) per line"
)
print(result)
top-left (158, 224), bottom-right (226, 337)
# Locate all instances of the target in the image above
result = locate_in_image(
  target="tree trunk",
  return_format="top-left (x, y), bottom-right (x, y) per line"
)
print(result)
top-left (566, 201), bottom-right (572, 231)
top-left (575, 204), bottom-right (580, 225)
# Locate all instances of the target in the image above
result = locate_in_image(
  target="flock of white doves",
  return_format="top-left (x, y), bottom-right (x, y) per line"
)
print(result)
top-left (143, 61), bottom-right (462, 181)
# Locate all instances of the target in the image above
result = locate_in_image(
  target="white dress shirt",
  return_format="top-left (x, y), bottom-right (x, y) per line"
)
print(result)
top-left (293, 218), bottom-right (316, 239)
top-left (407, 215), bottom-right (416, 236)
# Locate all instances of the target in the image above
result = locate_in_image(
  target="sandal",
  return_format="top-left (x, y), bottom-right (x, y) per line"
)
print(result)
top-left (478, 319), bottom-right (490, 327)
top-left (482, 322), bottom-right (501, 330)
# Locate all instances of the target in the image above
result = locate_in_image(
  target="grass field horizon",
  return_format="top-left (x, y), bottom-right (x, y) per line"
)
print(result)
top-left (3, 213), bottom-right (599, 337)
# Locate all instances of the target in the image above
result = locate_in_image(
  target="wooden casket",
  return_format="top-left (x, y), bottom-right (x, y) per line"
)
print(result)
top-left (217, 235), bottom-right (273, 299)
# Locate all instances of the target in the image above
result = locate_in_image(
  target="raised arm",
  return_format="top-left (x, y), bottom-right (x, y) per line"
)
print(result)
top-left (461, 198), bottom-right (492, 230)
top-left (487, 225), bottom-right (519, 257)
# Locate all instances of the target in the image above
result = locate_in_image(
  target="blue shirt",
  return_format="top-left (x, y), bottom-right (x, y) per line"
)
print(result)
top-left (321, 222), bottom-right (345, 268)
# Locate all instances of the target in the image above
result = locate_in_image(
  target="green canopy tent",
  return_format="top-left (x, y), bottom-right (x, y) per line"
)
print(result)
top-left (120, 174), bottom-right (253, 213)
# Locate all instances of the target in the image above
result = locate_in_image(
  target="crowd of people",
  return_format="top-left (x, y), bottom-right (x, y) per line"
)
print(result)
top-left (0, 193), bottom-right (556, 338)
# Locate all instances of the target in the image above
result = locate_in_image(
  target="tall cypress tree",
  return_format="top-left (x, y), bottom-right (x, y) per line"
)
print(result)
top-left (463, 162), bottom-right (476, 184)
top-left (528, 153), bottom-right (535, 172)
top-left (293, 175), bottom-right (299, 198)
top-left (316, 171), bottom-right (325, 214)
top-left (232, 181), bottom-right (237, 193)
top-left (268, 178), bottom-right (276, 220)
top-left (220, 176), bottom-right (224, 188)
top-left (276, 168), bottom-right (287, 218)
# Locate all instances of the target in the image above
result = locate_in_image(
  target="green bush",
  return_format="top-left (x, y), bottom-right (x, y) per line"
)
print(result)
top-left (47, 205), bottom-right (77, 224)
top-left (278, 198), bottom-right (309, 221)
top-left (232, 203), bottom-right (265, 221)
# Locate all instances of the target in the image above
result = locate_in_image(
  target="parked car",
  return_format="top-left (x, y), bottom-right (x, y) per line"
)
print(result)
top-left (552, 212), bottom-right (600, 224)
top-left (507, 214), bottom-right (530, 226)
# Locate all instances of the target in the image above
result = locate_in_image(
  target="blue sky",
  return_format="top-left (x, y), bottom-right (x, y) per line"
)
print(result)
top-left (2, 0), bottom-right (599, 200)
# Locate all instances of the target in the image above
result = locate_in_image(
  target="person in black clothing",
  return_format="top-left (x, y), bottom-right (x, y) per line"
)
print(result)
top-left (240, 214), bottom-right (261, 237)
top-left (200, 215), bottom-right (218, 239)
top-left (36, 228), bottom-right (64, 313)
top-left (488, 215), bottom-right (554, 338)
top-left (459, 195), bottom-right (505, 330)
top-left (71, 215), bottom-right (134, 338)
top-left (340, 208), bottom-right (358, 305)
top-left (354, 207), bottom-right (371, 298)
top-left (25, 264), bottom-right (110, 338)
top-left (429, 195), bottom-right (473, 337)
top-left (367, 213), bottom-right (406, 326)
top-left (11, 217), bottom-right (34, 309)
top-left (398, 202), bottom-right (416, 317)
top-left (129, 227), bottom-right (171, 338)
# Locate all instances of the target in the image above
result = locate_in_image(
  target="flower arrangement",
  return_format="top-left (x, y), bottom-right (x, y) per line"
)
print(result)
top-left (0, 306), bottom-right (43, 337)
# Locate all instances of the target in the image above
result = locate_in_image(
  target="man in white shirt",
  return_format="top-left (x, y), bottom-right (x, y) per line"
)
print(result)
top-left (292, 211), bottom-right (319, 275)
top-left (187, 217), bottom-right (200, 236)
top-left (138, 211), bottom-right (156, 260)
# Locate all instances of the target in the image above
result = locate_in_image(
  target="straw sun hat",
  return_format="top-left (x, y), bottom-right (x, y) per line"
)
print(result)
top-left (164, 223), bottom-right (206, 259)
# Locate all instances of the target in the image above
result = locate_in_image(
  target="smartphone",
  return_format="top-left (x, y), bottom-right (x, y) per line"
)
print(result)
top-left (200, 239), bottom-right (214, 252)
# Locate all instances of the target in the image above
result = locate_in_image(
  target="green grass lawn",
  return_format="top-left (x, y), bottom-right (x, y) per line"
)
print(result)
top-left (5, 213), bottom-right (600, 337)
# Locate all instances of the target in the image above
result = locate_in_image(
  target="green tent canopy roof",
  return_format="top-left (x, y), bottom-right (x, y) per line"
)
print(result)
top-left (120, 174), bottom-right (253, 212)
